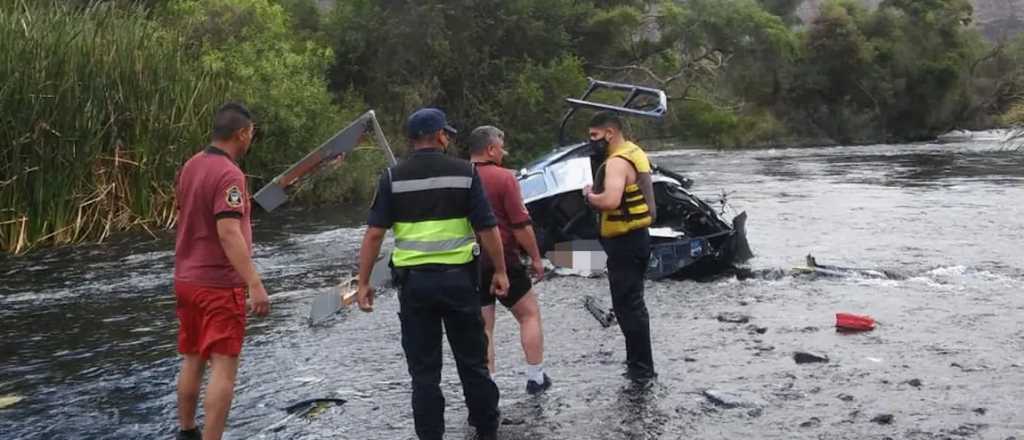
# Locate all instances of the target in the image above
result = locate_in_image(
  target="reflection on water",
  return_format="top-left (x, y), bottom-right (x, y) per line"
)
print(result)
top-left (2, 134), bottom-right (1023, 439)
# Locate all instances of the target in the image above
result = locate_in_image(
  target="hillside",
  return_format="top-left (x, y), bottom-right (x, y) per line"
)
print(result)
top-left (798, 0), bottom-right (1024, 40)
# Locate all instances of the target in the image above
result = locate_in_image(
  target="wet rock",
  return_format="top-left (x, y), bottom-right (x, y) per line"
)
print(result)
top-left (951, 362), bottom-right (987, 372)
top-left (973, 407), bottom-right (987, 415)
top-left (684, 357), bottom-right (697, 363)
top-left (794, 351), bottom-right (829, 364)
top-left (946, 424), bottom-right (983, 436)
top-left (747, 408), bottom-right (764, 418)
top-left (501, 417), bottom-right (525, 426)
top-left (703, 389), bottom-right (764, 410)
top-left (746, 324), bottom-right (768, 335)
top-left (717, 312), bottom-right (751, 324)
top-left (801, 326), bottom-right (820, 333)
top-left (753, 344), bottom-right (775, 352)
top-left (800, 417), bottom-right (821, 428)
top-left (906, 378), bottom-right (923, 388)
top-left (837, 393), bottom-right (855, 402)
top-left (871, 414), bottom-right (894, 425)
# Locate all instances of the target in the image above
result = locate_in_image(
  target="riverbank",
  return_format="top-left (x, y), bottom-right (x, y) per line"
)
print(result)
top-left (2, 140), bottom-right (1022, 438)
top-left (0, 1), bottom-right (378, 254)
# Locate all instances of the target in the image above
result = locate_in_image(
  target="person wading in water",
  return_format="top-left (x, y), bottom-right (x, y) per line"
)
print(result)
top-left (354, 108), bottom-right (509, 440)
top-left (582, 111), bottom-right (658, 384)
top-left (467, 125), bottom-right (551, 394)
top-left (173, 102), bottom-right (270, 440)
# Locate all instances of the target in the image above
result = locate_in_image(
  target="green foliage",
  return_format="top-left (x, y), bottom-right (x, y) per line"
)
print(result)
top-left (758, 0), bottom-right (804, 24)
top-left (5, 0), bottom-right (1024, 253)
top-left (0, 0), bottom-right (228, 252)
top-left (166, 0), bottom-right (364, 183)
top-left (783, 0), bottom-right (1017, 142)
top-left (0, 0), bottom-right (369, 252)
top-left (325, 0), bottom-right (597, 164)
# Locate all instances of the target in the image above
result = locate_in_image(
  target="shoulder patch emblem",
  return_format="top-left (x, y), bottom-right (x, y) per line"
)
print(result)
top-left (225, 185), bottom-right (244, 208)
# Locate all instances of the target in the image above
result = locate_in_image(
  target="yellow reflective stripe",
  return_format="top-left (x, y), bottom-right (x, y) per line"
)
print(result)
top-left (393, 218), bottom-right (473, 241)
top-left (391, 218), bottom-right (477, 267)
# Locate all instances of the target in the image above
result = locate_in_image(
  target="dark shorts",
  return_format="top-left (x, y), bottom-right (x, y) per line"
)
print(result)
top-left (175, 281), bottom-right (247, 358)
top-left (478, 261), bottom-right (533, 308)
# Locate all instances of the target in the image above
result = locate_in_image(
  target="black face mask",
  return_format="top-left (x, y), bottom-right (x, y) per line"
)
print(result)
top-left (589, 138), bottom-right (610, 158)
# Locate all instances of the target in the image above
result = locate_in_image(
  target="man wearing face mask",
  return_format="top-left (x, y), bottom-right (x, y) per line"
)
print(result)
top-left (582, 111), bottom-right (657, 383)
top-left (173, 102), bottom-right (269, 440)
top-left (355, 108), bottom-right (508, 440)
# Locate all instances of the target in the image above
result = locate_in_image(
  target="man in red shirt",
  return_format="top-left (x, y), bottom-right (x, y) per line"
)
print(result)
top-left (467, 125), bottom-right (551, 394)
top-left (173, 102), bottom-right (269, 440)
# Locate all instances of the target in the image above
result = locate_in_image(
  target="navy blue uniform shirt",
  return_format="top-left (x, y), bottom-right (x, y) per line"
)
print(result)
top-left (367, 148), bottom-right (497, 230)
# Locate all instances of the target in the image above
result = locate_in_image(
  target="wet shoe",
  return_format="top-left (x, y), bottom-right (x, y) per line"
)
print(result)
top-left (175, 427), bottom-right (201, 440)
top-left (623, 369), bottom-right (657, 385)
top-left (526, 373), bottom-right (552, 395)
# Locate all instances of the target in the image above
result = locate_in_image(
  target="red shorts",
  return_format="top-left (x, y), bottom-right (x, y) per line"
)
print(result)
top-left (175, 281), bottom-right (247, 358)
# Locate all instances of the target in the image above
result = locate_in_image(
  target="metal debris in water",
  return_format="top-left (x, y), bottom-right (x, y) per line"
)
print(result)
top-left (583, 295), bottom-right (616, 328)
top-left (0, 395), bottom-right (23, 409)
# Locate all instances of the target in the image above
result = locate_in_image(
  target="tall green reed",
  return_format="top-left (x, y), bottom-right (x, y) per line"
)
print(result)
top-left (0, 0), bottom-right (228, 253)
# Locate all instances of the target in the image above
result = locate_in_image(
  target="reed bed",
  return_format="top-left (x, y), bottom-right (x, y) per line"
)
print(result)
top-left (0, 0), bottom-right (229, 253)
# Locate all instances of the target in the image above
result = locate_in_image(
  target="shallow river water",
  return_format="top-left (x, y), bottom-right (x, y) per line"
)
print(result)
top-left (2, 135), bottom-right (1023, 439)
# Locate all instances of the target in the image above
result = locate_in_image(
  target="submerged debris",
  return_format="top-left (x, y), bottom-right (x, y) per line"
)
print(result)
top-left (583, 295), bottom-right (616, 328)
top-left (716, 312), bottom-right (751, 324)
top-left (800, 417), bottom-right (821, 428)
top-left (702, 389), bottom-right (765, 410)
top-left (0, 395), bottom-right (22, 409)
top-left (746, 324), bottom-right (768, 334)
top-left (794, 352), bottom-right (830, 364)
top-left (871, 414), bottom-right (895, 425)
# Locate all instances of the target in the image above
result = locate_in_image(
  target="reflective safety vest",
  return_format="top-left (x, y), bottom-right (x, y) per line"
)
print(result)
top-left (388, 151), bottom-right (478, 268)
top-left (595, 142), bottom-right (653, 238)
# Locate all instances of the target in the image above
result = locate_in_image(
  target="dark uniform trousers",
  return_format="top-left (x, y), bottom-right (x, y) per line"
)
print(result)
top-left (397, 265), bottom-right (500, 439)
top-left (599, 227), bottom-right (655, 379)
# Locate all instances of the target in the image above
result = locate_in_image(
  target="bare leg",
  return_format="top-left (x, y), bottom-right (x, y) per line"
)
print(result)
top-left (202, 354), bottom-right (240, 440)
top-left (509, 290), bottom-right (543, 365)
top-left (177, 355), bottom-right (206, 431)
top-left (481, 304), bottom-right (497, 374)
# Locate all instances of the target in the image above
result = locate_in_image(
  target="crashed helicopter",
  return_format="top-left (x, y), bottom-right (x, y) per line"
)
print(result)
top-left (252, 79), bottom-right (753, 283)
top-left (518, 79), bottom-right (753, 279)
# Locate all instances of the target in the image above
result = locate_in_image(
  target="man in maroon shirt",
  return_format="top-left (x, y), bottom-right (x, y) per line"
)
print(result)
top-left (173, 102), bottom-right (269, 440)
top-left (467, 126), bottom-right (552, 394)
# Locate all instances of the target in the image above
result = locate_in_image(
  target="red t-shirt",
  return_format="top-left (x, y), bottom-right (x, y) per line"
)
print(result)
top-left (173, 146), bottom-right (252, 288)
top-left (474, 162), bottom-right (532, 267)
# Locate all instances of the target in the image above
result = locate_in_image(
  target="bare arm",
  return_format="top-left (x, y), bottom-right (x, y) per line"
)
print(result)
top-left (357, 227), bottom-right (387, 288)
top-left (587, 158), bottom-right (630, 211)
top-left (511, 225), bottom-right (542, 263)
top-left (355, 226), bottom-right (387, 312)
top-left (216, 218), bottom-right (268, 316)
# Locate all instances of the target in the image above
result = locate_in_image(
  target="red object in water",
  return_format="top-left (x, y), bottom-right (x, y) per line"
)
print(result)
top-left (836, 313), bottom-right (876, 331)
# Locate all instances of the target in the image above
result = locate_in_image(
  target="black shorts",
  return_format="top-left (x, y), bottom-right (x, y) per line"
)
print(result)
top-left (478, 261), bottom-right (533, 308)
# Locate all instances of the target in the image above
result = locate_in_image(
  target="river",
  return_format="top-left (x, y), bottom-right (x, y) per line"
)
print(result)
top-left (1, 134), bottom-right (1023, 439)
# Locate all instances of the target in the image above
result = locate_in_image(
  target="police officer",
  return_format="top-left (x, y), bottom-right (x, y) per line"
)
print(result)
top-left (354, 108), bottom-right (509, 440)
top-left (582, 111), bottom-right (657, 383)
